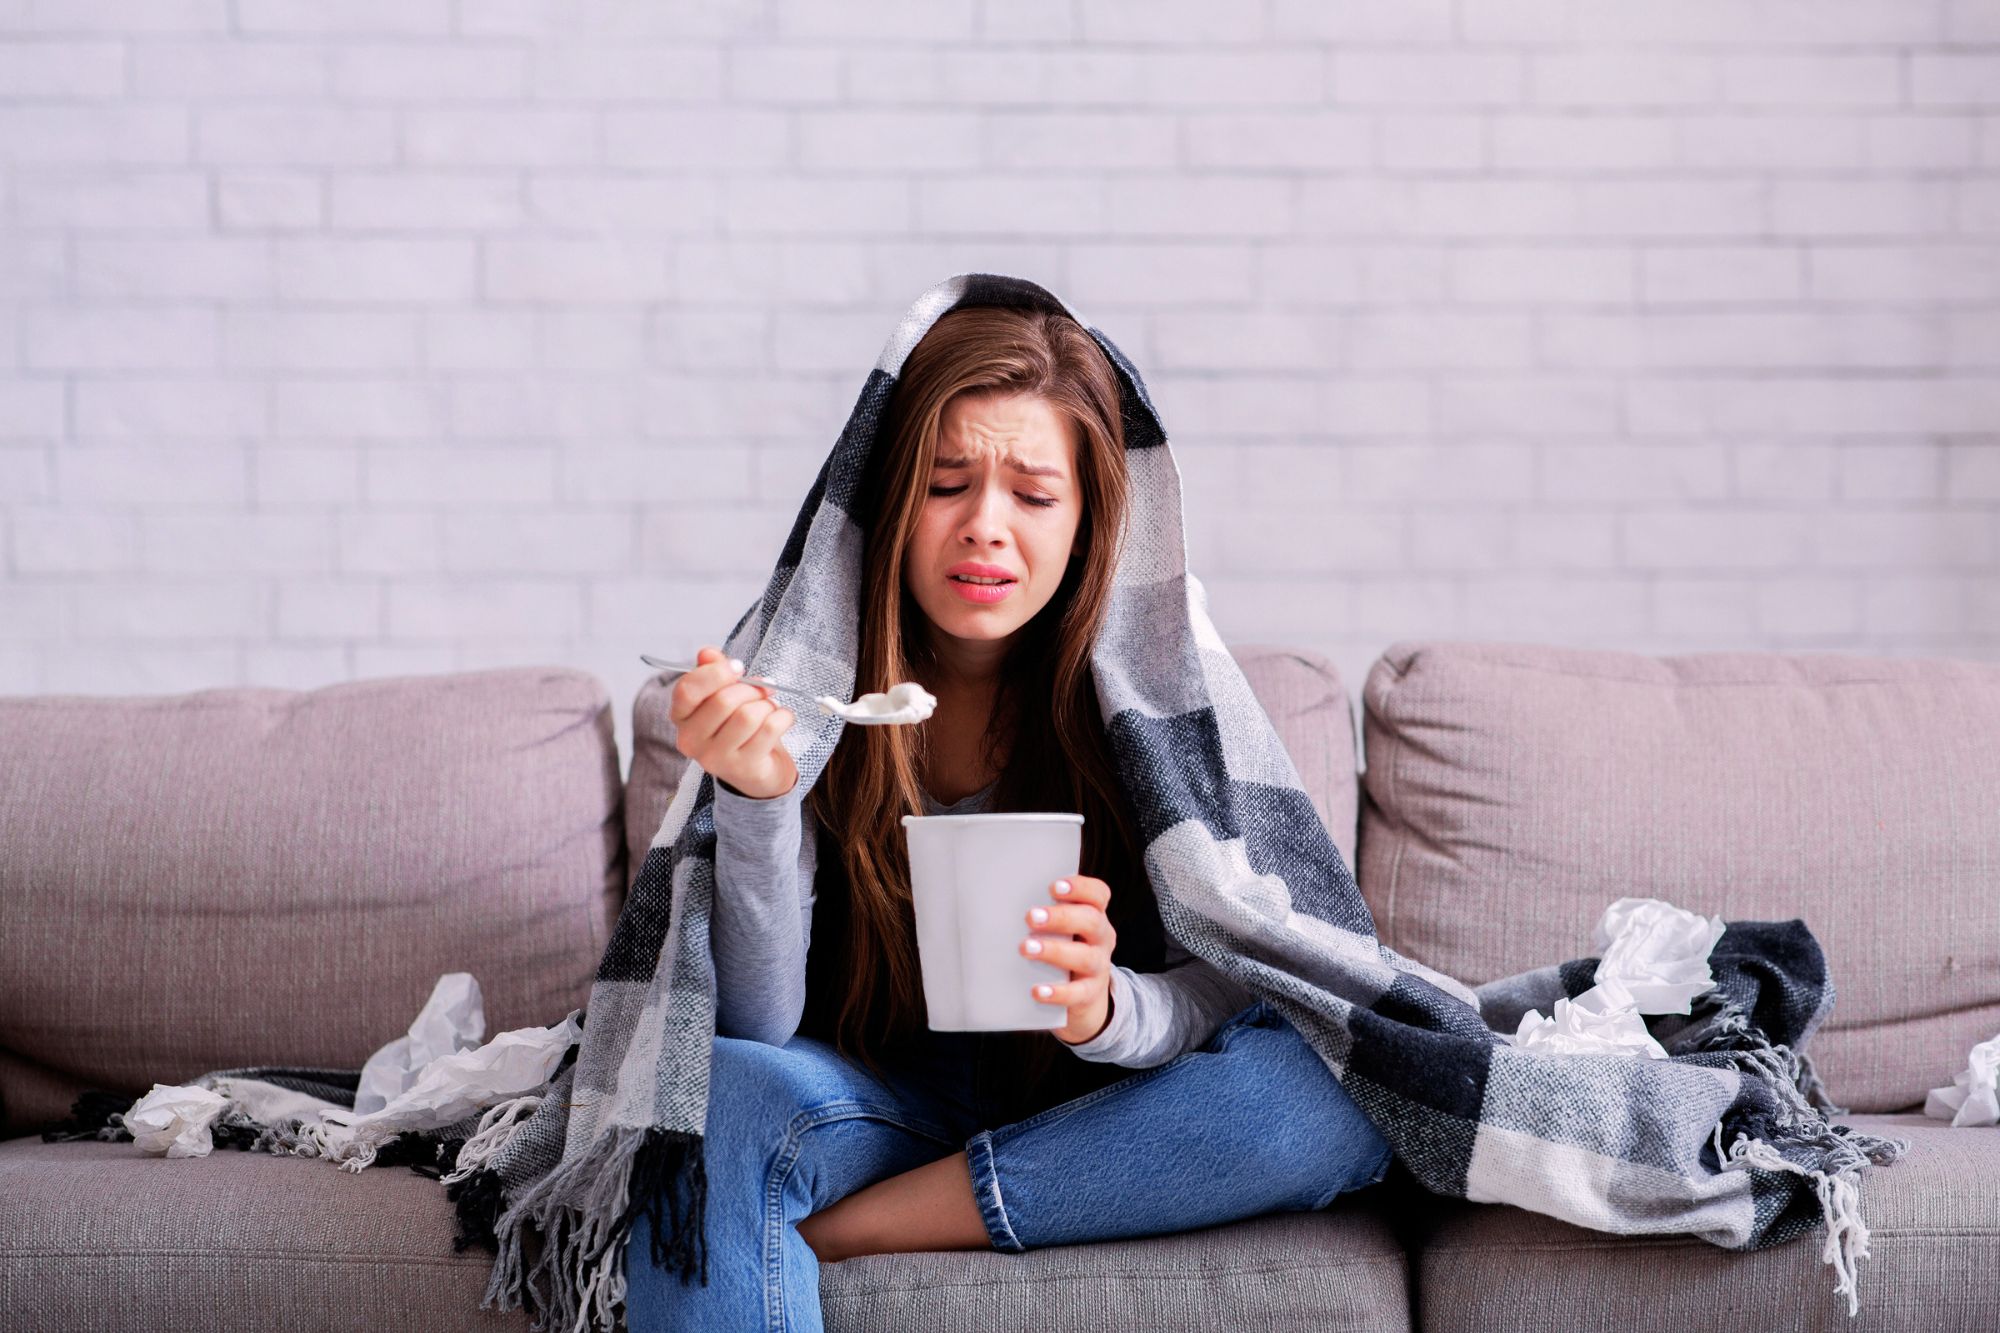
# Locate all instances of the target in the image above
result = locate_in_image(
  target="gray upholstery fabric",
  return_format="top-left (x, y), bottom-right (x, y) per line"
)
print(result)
top-left (10, 647), bottom-right (1992, 1329)
top-left (0, 1136), bottom-right (1408, 1332)
top-left (0, 1136), bottom-right (532, 1332)
top-left (821, 1205), bottom-right (1410, 1332)
top-left (1413, 1115), bottom-right (1995, 1333)
top-left (1356, 640), bottom-right (2000, 1114)
top-left (0, 666), bottom-right (627, 1139)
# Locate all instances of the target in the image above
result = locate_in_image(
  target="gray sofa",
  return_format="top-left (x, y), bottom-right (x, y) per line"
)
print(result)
top-left (3, 641), bottom-right (1996, 1331)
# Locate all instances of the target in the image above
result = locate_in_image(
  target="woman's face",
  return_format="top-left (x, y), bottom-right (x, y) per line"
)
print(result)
top-left (902, 390), bottom-right (1082, 659)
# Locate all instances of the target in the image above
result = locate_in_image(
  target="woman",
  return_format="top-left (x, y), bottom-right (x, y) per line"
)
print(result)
top-left (621, 294), bottom-right (1393, 1331)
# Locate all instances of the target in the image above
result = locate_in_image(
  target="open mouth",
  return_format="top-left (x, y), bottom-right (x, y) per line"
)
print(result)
top-left (948, 574), bottom-right (1016, 603)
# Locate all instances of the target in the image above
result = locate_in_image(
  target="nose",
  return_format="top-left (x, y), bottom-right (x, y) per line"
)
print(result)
top-left (957, 479), bottom-right (1009, 547)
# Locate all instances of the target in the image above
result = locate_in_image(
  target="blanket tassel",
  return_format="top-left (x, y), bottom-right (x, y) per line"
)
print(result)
top-left (443, 1095), bottom-right (543, 1185)
top-left (1712, 1122), bottom-right (1890, 1320)
top-left (39, 1090), bottom-right (136, 1143)
top-left (476, 1125), bottom-right (709, 1333)
top-left (449, 1167), bottom-right (509, 1254)
top-left (1693, 1003), bottom-right (1911, 1319)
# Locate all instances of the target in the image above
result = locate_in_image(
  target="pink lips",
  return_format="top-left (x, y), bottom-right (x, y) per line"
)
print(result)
top-left (949, 576), bottom-right (1015, 604)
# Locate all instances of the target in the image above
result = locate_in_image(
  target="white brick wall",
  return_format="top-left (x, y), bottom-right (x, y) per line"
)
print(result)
top-left (3, 0), bottom-right (1997, 775)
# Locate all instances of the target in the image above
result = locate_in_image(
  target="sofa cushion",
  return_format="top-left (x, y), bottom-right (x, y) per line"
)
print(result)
top-left (822, 1204), bottom-right (1409, 1332)
top-left (0, 1136), bottom-right (1409, 1332)
top-left (0, 1136), bottom-right (530, 1331)
top-left (624, 641), bottom-right (1362, 889)
top-left (1356, 641), bottom-right (2000, 1114)
top-left (1411, 1114), bottom-right (1996, 1332)
top-left (0, 668), bottom-right (626, 1138)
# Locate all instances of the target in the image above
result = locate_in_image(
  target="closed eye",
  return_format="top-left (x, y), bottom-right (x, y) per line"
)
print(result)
top-left (928, 485), bottom-right (1057, 508)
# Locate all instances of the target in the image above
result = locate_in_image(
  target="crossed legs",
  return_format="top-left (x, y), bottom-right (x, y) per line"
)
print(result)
top-left (797, 1149), bottom-right (990, 1262)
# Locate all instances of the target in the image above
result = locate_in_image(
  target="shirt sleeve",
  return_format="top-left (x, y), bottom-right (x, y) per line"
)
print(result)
top-left (1059, 939), bottom-right (1258, 1069)
top-left (710, 777), bottom-right (816, 1046)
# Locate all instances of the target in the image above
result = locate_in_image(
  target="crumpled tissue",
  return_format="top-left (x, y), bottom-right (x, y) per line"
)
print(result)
top-left (354, 971), bottom-right (485, 1116)
top-left (1509, 975), bottom-right (1669, 1059)
top-left (122, 1083), bottom-right (232, 1158)
top-left (1591, 896), bottom-right (1727, 1015)
top-left (1505, 897), bottom-right (1725, 1059)
top-left (1923, 1031), bottom-right (2000, 1128)
top-left (115, 971), bottom-right (579, 1168)
top-left (299, 1008), bottom-right (582, 1171)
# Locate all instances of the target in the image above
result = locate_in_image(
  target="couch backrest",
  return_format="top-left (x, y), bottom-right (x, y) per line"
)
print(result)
top-left (0, 667), bottom-right (626, 1138)
top-left (1356, 639), bottom-right (2000, 1114)
top-left (623, 642), bottom-right (1362, 885)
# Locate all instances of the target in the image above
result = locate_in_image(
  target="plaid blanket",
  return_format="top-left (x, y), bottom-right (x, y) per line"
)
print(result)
top-left (47, 273), bottom-right (1906, 1329)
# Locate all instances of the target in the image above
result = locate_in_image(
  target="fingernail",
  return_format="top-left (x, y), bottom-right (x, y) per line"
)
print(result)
top-left (1024, 939), bottom-right (1042, 955)
top-left (1035, 985), bottom-right (1053, 998)
top-left (1028, 907), bottom-right (1048, 924)
top-left (1054, 880), bottom-right (1072, 895)
top-left (729, 657), bottom-right (744, 675)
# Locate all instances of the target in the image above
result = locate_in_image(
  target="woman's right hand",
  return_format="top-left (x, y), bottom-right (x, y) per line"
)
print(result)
top-left (667, 645), bottom-right (799, 800)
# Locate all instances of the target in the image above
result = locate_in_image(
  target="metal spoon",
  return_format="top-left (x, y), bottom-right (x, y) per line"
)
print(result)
top-left (638, 654), bottom-right (936, 726)
top-left (639, 654), bottom-right (814, 700)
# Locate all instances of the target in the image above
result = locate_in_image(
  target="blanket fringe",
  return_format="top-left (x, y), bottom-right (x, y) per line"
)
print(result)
top-left (478, 1125), bottom-right (708, 1333)
top-left (1693, 999), bottom-right (1911, 1319)
top-left (1713, 1125), bottom-right (1877, 1319)
top-left (281, 1115), bottom-right (382, 1174)
top-left (38, 1090), bottom-right (136, 1143)
top-left (1794, 1047), bottom-right (1847, 1116)
top-left (448, 1167), bottom-right (509, 1253)
top-left (443, 1095), bottom-right (543, 1185)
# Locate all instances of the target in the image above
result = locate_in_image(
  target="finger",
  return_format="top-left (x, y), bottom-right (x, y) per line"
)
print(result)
top-left (1024, 902), bottom-right (1111, 945)
top-left (1020, 936), bottom-right (1108, 976)
top-left (1030, 976), bottom-right (1109, 1007)
top-left (724, 703), bottom-right (793, 758)
top-left (1051, 874), bottom-right (1111, 911)
top-left (670, 649), bottom-right (736, 723)
top-left (711, 695), bottom-right (776, 753)
top-left (684, 680), bottom-right (767, 741)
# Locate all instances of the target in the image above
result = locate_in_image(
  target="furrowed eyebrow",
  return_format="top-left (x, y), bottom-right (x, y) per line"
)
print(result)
top-left (933, 452), bottom-right (1068, 481)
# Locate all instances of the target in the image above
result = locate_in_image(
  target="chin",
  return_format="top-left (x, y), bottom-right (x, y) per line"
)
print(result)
top-left (928, 607), bottom-right (1027, 641)
top-left (918, 588), bottom-right (1051, 643)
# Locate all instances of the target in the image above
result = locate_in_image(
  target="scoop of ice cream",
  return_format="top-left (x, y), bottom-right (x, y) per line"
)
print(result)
top-left (816, 680), bottom-right (937, 725)
top-left (884, 681), bottom-right (936, 718)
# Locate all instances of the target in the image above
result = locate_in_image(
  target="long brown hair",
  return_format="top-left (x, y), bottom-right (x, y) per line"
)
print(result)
top-left (802, 303), bottom-right (1167, 1092)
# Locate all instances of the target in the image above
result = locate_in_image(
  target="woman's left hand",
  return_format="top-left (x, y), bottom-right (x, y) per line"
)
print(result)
top-left (1022, 874), bottom-right (1117, 1045)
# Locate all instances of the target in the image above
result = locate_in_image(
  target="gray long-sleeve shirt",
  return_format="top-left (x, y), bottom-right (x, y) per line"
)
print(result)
top-left (710, 775), bottom-right (1254, 1068)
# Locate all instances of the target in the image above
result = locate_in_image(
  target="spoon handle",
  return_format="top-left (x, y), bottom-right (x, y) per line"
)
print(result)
top-left (638, 654), bottom-right (822, 702)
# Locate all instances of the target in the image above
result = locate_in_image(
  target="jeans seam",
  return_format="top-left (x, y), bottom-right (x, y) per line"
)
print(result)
top-left (1310, 1134), bottom-right (1393, 1210)
top-left (962, 1129), bottom-right (1023, 1254)
top-left (763, 1100), bottom-right (958, 1331)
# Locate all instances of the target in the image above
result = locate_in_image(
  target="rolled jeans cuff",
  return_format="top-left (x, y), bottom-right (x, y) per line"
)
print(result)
top-left (963, 1128), bottom-right (1025, 1254)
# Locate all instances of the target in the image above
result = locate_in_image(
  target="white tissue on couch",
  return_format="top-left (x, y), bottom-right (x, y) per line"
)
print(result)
top-left (1590, 896), bottom-right (1726, 1015)
top-left (122, 1083), bottom-right (231, 1158)
top-left (302, 1008), bottom-right (584, 1170)
top-left (1923, 1031), bottom-right (2000, 1127)
top-left (354, 971), bottom-right (485, 1117)
top-left (1505, 896), bottom-right (1725, 1060)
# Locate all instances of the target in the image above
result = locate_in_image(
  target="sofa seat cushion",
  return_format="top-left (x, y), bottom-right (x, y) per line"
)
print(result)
top-left (2, 1136), bottom-right (1411, 1332)
top-left (0, 1136), bottom-right (529, 1332)
top-left (1412, 1114), bottom-right (1996, 1333)
top-left (822, 1205), bottom-right (1410, 1333)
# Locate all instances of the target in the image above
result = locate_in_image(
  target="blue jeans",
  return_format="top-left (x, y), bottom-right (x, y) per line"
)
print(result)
top-left (622, 999), bottom-right (1393, 1333)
